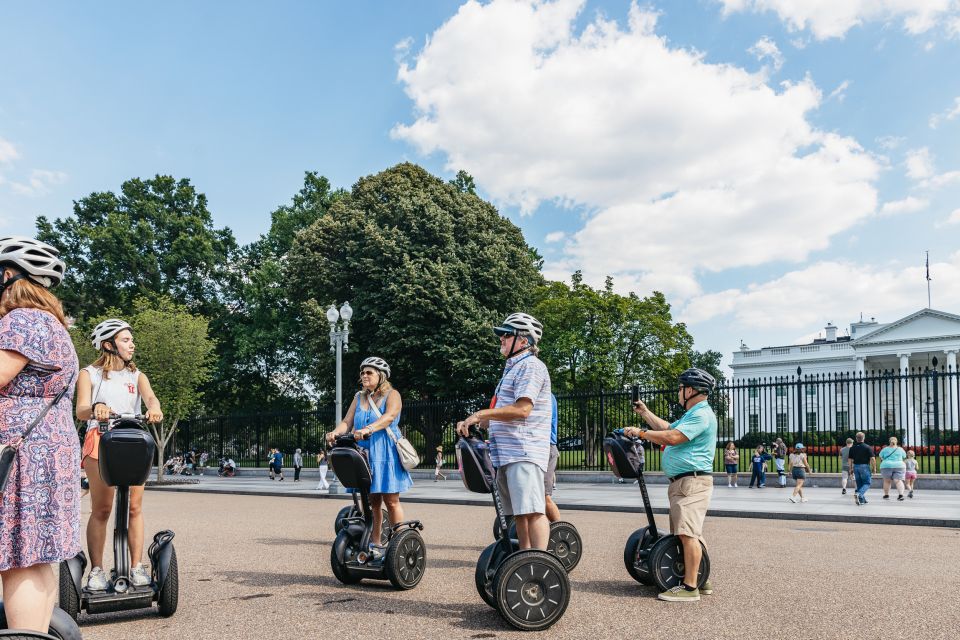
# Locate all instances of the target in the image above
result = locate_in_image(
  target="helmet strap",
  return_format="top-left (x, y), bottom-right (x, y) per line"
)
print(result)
top-left (506, 334), bottom-right (530, 359)
top-left (0, 272), bottom-right (27, 297)
top-left (103, 339), bottom-right (133, 367)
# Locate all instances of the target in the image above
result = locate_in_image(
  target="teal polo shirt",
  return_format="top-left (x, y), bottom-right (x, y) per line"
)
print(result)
top-left (661, 400), bottom-right (718, 478)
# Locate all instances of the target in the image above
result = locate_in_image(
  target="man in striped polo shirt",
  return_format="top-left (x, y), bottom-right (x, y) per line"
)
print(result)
top-left (457, 313), bottom-right (552, 550)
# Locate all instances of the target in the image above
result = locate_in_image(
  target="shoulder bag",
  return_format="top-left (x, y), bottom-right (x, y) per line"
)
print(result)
top-left (366, 392), bottom-right (420, 471)
top-left (0, 371), bottom-right (75, 493)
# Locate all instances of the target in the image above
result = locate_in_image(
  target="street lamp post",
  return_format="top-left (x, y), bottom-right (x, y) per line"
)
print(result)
top-left (326, 302), bottom-right (352, 493)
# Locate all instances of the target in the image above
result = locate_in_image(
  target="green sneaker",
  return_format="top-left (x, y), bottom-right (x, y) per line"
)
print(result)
top-left (658, 585), bottom-right (701, 602)
top-left (700, 580), bottom-right (713, 595)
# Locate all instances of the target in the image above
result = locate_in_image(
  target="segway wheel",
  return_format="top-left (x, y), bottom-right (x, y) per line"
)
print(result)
top-left (333, 506), bottom-right (353, 535)
top-left (330, 530), bottom-right (362, 585)
top-left (622, 526), bottom-right (662, 585)
top-left (491, 514), bottom-right (515, 541)
top-left (0, 606), bottom-right (80, 640)
top-left (493, 550), bottom-right (569, 632)
top-left (0, 632), bottom-right (58, 639)
top-left (57, 562), bottom-right (81, 621)
top-left (157, 546), bottom-right (180, 617)
top-left (547, 521), bottom-right (582, 573)
top-left (384, 528), bottom-right (426, 590)
top-left (474, 541), bottom-right (505, 609)
top-left (647, 534), bottom-right (710, 593)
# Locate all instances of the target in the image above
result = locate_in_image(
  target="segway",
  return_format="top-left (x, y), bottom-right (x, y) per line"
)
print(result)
top-left (59, 414), bottom-right (179, 620)
top-left (328, 433), bottom-right (426, 590)
top-left (491, 513), bottom-right (582, 572)
top-left (603, 428), bottom-right (710, 591)
top-left (0, 605), bottom-right (81, 640)
top-left (458, 430), bottom-right (570, 631)
top-left (334, 498), bottom-right (390, 545)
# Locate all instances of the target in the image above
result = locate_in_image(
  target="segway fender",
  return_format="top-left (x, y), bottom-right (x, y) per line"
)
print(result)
top-left (63, 552), bottom-right (86, 597)
top-left (332, 527), bottom-right (357, 561)
top-left (0, 604), bottom-right (82, 640)
top-left (149, 530), bottom-right (176, 589)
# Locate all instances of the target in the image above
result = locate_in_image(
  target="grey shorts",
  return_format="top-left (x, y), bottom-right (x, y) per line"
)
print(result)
top-left (881, 468), bottom-right (905, 481)
top-left (544, 445), bottom-right (559, 497)
top-left (496, 462), bottom-right (546, 516)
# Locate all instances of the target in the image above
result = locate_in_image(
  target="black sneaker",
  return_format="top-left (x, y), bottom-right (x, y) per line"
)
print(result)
top-left (897, 495), bottom-right (904, 501)
top-left (882, 494), bottom-right (890, 500)
top-left (841, 488), bottom-right (847, 495)
top-left (909, 490), bottom-right (914, 498)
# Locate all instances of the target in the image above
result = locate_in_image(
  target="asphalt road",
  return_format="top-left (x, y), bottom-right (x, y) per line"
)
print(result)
top-left (55, 492), bottom-right (960, 639)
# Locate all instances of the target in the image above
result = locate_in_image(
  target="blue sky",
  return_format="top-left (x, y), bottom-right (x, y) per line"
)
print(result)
top-left (2, 1), bottom-right (959, 366)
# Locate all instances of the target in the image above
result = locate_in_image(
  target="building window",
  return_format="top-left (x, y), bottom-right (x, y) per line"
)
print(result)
top-left (806, 412), bottom-right (817, 428)
top-left (749, 414), bottom-right (760, 431)
top-left (805, 385), bottom-right (817, 397)
top-left (884, 410), bottom-right (896, 428)
top-left (748, 379), bottom-right (758, 399)
top-left (836, 410), bottom-right (849, 429)
top-left (776, 385), bottom-right (787, 397)
top-left (776, 413), bottom-right (788, 430)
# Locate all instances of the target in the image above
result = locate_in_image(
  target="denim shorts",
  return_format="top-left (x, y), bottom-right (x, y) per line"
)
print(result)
top-left (881, 468), bottom-right (905, 481)
top-left (496, 461), bottom-right (546, 516)
top-left (792, 468), bottom-right (806, 480)
top-left (724, 464), bottom-right (738, 474)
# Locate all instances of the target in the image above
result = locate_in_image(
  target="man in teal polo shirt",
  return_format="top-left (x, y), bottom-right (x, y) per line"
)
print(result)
top-left (625, 368), bottom-right (718, 602)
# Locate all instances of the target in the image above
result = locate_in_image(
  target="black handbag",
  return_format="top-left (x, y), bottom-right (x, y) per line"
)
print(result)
top-left (0, 371), bottom-right (75, 493)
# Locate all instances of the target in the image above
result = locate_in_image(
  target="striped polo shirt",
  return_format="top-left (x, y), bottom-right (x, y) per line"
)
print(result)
top-left (489, 353), bottom-right (552, 471)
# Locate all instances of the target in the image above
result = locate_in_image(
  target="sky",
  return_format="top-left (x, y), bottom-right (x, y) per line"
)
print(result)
top-left (2, 0), bottom-right (959, 367)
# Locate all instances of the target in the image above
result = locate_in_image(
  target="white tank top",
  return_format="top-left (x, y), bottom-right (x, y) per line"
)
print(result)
top-left (85, 365), bottom-right (142, 432)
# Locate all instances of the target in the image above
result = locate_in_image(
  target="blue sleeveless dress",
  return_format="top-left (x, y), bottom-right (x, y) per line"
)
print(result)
top-left (352, 393), bottom-right (413, 495)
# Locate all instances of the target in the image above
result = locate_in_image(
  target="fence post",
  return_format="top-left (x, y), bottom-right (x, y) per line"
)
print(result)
top-left (932, 367), bottom-right (941, 474)
top-left (795, 367), bottom-right (803, 446)
top-left (255, 416), bottom-right (262, 468)
top-left (218, 416), bottom-right (224, 459)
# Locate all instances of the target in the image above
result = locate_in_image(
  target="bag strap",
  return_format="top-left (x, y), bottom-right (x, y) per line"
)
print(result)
top-left (366, 391), bottom-right (404, 443)
top-left (9, 371), bottom-right (75, 448)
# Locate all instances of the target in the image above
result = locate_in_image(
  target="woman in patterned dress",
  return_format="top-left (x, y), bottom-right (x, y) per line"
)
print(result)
top-left (325, 357), bottom-right (412, 549)
top-left (0, 236), bottom-right (79, 632)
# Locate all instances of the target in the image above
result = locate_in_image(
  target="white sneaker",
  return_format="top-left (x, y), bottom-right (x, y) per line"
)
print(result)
top-left (789, 496), bottom-right (798, 503)
top-left (130, 563), bottom-right (151, 587)
top-left (801, 497), bottom-right (808, 503)
top-left (86, 566), bottom-right (109, 591)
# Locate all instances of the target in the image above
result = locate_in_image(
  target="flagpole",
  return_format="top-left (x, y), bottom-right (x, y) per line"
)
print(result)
top-left (926, 250), bottom-right (931, 308)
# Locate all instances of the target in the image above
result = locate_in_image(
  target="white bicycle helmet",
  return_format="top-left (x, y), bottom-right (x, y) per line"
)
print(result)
top-left (493, 312), bottom-right (543, 344)
top-left (0, 235), bottom-right (66, 288)
top-left (360, 356), bottom-right (391, 379)
top-left (91, 319), bottom-right (133, 351)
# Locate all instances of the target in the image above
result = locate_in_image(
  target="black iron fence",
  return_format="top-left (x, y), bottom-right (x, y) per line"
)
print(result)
top-left (175, 368), bottom-right (960, 475)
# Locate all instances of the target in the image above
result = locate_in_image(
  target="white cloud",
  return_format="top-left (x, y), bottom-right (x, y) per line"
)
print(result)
top-left (681, 253), bottom-right (960, 331)
top-left (826, 80), bottom-right (851, 102)
top-left (0, 136), bottom-right (18, 164)
top-left (946, 208), bottom-right (960, 224)
top-left (8, 169), bottom-right (68, 197)
top-left (876, 135), bottom-right (906, 150)
top-left (716, 0), bottom-right (960, 40)
top-left (748, 35), bottom-right (784, 70)
top-left (879, 195), bottom-right (928, 216)
top-left (544, 231), bottom-right (566, 243)
top-left (395, 0), bottom-right (881, 299)
top-left (905, 147), bottom-right (935, 179)
top-left (929, 96), bottom-right (960, 128)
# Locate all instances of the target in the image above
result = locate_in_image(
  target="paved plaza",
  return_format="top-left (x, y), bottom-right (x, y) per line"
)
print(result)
top-left (60, 488), bottom-right (960, 640)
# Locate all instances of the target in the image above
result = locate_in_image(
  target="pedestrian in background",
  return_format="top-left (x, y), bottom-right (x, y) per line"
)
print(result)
top-left (293, 448), bottom-right (303, 482)
top-left (878, 437), bottom-right (907, 501)
top-left (839, 437), bottom-right (854, 495)
top-left (316, 450), bottom-right (330, 491)
top-left (904, 450), bottom-right (918, 498)
top-left (849, 432), bottom-right (876, 505)
top-left (749, 445), bottom-right (772, 488)
top-left (788, 444), bottom-right (810, 503)
top-left (773, 437), bottom-right (787, 487)
top-left (723, 441), bottom-right (739, 487)
top-left (434, 446), bottom-right (446, 481)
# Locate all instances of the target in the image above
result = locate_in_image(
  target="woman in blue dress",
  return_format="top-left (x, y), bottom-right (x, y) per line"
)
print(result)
top-left (326, 357), bottom-right (412, 546)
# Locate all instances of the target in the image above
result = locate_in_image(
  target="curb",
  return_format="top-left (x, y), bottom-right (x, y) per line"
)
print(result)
top-left (145, 484), bottom-right (960, 529)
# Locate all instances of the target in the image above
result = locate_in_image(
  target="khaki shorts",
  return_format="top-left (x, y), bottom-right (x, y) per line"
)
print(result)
top-left (544, 445), bottom-right (559, 497)
top-left (496, 462), bottom-right (546, 516)
top-left (667, 475), bottom-right (713, 541)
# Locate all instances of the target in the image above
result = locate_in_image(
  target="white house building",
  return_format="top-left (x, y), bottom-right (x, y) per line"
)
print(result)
top-left (729, 308), bottom-right (960, 444)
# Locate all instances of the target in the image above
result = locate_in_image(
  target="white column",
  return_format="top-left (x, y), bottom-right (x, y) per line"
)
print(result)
top-left (898, 353), bottom-right (916, 443)
top-left (946, 350), bottom-right (959, 430)
top-left (855, 357), bottom-right (865, 375)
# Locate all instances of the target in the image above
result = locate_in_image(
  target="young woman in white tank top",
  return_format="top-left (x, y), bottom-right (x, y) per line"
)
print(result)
top-left (74, 319), bottom-right (164, 591)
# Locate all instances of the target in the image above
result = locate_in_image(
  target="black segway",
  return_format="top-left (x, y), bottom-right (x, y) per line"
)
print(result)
top-left (458, 430), bottom-right (570, 631)
top-left (328, 433), bottom-right (426, 590)
top-left (603, 429), bottom-right (710, 591)
top-left (490, 513), bottom-right (582, 573)
top-left (59, 414), bottom-right (178, 620)
top-left (0, 605), bottom-right (81, 640)
top-left (334, 497), bottom-right (390, 546)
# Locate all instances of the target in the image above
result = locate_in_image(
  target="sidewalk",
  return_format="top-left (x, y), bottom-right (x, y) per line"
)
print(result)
top-left (148, 472), bottom-right (960, 528)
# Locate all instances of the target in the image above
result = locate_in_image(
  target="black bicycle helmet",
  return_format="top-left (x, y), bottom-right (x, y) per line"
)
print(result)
top-left (678, 368), bottom-right (716, 394)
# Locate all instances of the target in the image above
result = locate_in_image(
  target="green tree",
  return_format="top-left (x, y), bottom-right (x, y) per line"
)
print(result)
top-left (35, 175), bottom-right (236, 320)
top-left (204, 172), bottom-right (346, 413)
top-left (287, 162), bottom-right (543, 406)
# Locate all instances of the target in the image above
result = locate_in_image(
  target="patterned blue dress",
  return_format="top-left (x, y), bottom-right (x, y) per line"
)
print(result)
top-left (0, 308), bottom-right (81, 570)
top-left (352, 392), bottom-right (412, 495)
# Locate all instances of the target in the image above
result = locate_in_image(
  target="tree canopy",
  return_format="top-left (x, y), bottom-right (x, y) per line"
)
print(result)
top-left (287, 162), bottom-right (544, 398)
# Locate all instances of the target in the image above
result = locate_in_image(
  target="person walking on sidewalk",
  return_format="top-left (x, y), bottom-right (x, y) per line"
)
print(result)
top-left (788, 444), bottom-right (810, 503)
top-left (839, 437), bottom-right (854, 495)
top-left (624, 367), bottom-right (718, 602)
top-left (316, 450), bottom-right (330, 490)
top-left (748, 445), bottom-right (772, 488)
top-left (293, 448), bottom-right (303, 482)
top-left (773, 438), bottom-right (787, 488)
top-left (723, 442), bottom-right (739, 487)
top-left (849, 432), bottom-right (876, 505)
top-left (904, 450), bottom-right (918, 498)
top-left (878, 437), bottom-right (907, 501)
top-left (434, 446), bottom-right (446, 481)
